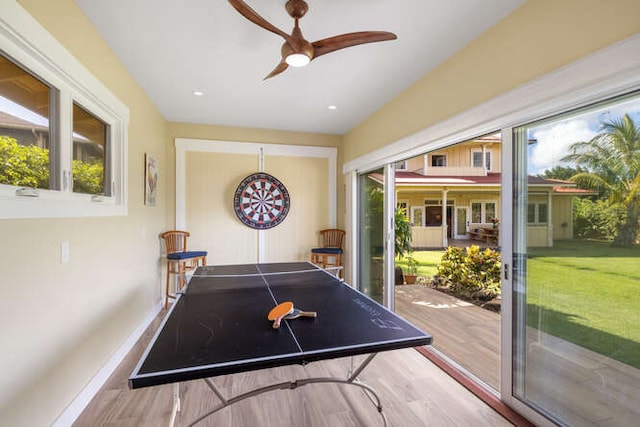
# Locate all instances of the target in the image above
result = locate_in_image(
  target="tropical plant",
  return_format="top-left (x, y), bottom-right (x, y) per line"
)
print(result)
top-left (394, 206), bottom-right (412, 259)
top-left (562, 114), bottom-right (640, 246)
top-left (405, 254), bottom-right (418, 275)
top-left (436, 245), bottom-right (501, 301)
top-left (538, 165), bottom-right (590, 183)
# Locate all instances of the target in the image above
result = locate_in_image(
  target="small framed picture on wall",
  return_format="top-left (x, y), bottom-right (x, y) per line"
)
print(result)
top-left (145, 153), bottom-right (158, 206)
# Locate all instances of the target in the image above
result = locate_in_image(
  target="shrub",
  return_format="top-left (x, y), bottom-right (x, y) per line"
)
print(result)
top-left (0, 135), bottom-right (104, 194)
top-left (435, 245), bottom-right (501, 301)
top-left (573, 198), bottom-right (624, 240)
top-left (0, 136), bottom-right (50, 188)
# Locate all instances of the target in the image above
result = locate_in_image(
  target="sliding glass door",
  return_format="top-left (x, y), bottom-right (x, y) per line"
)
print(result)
top-left (357, 167), bottom-right (394, 305)
top-left (511, 92), bottom-right (640, 425)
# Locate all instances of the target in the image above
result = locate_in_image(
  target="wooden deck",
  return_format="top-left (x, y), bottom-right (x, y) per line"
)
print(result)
top-left (394, 284), bottom-right (500, 390)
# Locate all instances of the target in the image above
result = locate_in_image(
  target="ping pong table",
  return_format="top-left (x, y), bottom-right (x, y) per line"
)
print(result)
top-left (129, 262), bottom-right (432, 426)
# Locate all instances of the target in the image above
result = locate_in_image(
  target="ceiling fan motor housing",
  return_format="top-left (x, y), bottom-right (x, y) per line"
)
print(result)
top-left (285, 0), bottom-right (308, 19)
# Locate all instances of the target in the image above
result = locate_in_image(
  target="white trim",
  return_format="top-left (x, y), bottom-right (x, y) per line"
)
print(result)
top-left (52, 301), bottom-right (163, 427)
top-left (410, 206), bottom-right (425, 227)
top-left (346, 171), bottom-right (358, 286)
top-left (343, 31), bottom-right (640, 425)
top-left (383, 163), bottom-right (395, 310)
top-left (343, 33), bottom-right (640, 174)
top-left (0, 1), bottom-right (129, 219)
top-left (174, 138), bottom-right (338, 260)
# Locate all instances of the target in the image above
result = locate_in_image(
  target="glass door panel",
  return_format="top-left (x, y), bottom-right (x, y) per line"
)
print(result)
top-left (358, 168), bottom-right (385, 303)
top-left (512, 93), bottom-right (640, 425)
top-left (456, 207), bottom-right (467, 236)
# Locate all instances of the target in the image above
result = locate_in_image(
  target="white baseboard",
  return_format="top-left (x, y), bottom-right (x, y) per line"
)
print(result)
top-left (52, 301), bottom-right (163, 427)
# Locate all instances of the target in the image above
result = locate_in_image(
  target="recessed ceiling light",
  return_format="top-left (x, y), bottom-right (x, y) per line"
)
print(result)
top-left (328, 105), bottom-right (337, 110)
top-left (193, 91), bottom-right (204, 96)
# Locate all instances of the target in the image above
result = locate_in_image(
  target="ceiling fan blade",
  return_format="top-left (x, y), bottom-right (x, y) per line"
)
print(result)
top-left (264, 61), bottom-right (289, 80)
top-left (228, 0), bottom-right (293, 43)
top-left (312, 31), bottom-right (397, 59)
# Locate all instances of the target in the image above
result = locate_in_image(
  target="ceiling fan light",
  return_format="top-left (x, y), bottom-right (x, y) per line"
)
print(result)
top-left (285, 53), bottom-right (310, 67)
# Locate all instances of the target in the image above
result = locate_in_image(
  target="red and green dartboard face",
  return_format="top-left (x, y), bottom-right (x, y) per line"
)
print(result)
top-left (233, 173), bottom-right (290, 230)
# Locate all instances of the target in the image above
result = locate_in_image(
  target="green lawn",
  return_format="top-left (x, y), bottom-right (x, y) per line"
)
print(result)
top-left (397, 241), bottom-right (640, 369)
top-left (395, 250), bottom-right (443, 277)
top-left (527, 240), bottom-right (640, 368)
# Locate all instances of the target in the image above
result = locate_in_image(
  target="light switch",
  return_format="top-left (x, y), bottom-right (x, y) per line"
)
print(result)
top-left (61, 241), bottom-right (70, 263)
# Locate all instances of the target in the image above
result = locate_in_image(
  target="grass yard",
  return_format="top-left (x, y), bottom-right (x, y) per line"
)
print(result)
top-left (527, 240), bottom-right (640, 369)
top-left (396, 240), bottom-right (640, 369)
top-left (395, 250), bottom-right (443, 278)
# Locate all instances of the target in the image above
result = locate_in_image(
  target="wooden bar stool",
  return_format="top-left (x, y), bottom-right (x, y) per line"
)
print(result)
top-left (161, 230), bottom-right (207, 308)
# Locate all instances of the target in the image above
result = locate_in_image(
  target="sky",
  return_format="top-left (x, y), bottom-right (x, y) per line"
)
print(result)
top-left (527, 95), bottom-right (640, 175)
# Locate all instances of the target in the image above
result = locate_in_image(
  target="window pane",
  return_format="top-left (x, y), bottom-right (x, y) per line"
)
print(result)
top-left (485, 202), bottom-right (496, 222)
top-left (394, 160), bottom-right (407, 170)
top-left (527, 203), bottom-right (536, 223)
top-left (425, 206), bottom-right (442, 225)
top-left (471, 202), bottom-right (482, 222)
top-left (538, 203), bottom-right (548, 223)
top-left (72, 103), bottom-right (108, 195)
top-left (0, 53), bottom-right (53, 189)
top-left (472, 151), bottom-right (483, 167)
top-left (431, 154), bottom-right (446, 167)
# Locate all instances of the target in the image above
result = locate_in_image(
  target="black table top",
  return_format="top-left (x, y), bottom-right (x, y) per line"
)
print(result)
top-left (129, 262), bottom-right (432, 389)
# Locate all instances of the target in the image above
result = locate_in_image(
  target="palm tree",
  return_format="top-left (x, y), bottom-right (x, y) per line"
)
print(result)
top-left (562, 113), bottom-right (640, 246)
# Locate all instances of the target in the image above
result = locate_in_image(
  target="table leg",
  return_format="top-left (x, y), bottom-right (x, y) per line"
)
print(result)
top-left (168, 382), bottom-right (180, 427)
top-left (187, 353), bottom-right (387, 427)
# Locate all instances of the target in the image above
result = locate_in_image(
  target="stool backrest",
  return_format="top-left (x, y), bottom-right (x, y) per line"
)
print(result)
top-left (161, 230), bottom-right (190, 254)
top-left (320, 229), bottom-right (345, 249)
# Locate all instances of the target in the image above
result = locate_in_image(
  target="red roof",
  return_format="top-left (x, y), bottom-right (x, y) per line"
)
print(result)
top-left (387, 171), bottom-right (591, 194)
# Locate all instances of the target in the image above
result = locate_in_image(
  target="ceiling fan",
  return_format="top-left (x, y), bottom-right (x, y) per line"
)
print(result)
top-left (228, 0), bottom-right (397, 79)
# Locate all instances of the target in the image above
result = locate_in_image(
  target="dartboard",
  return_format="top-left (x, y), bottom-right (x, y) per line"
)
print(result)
top-left (233, 173), bottom-right (290, 229)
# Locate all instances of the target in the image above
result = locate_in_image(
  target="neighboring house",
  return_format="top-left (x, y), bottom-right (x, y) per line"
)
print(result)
top-left (391, 135), bottom-right (592, 248)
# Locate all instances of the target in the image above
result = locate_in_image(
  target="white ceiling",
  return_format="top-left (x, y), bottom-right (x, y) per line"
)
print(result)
top-left (74, 0), bottom-right (524, 135)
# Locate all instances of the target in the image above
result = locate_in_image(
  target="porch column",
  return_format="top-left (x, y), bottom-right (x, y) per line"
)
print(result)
top-left (442, 189), bottom-right (449, 247)
top-left (482, 144), bottom-right (487, 174)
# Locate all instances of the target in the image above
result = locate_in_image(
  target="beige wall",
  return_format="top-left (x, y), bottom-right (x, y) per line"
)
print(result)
top-left (1, 1), bottom-right (168, 426)
top-left (185, 152), bottom-right (330, 264)
top-left (166, 123), bottom-right (344, 230)
top-left (343, 0), bottom-right (640, 163)
top-left (2, 0), bottom-right (639, 426)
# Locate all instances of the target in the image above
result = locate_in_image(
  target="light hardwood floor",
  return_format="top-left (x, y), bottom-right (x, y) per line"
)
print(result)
top-left (73, 311), bottom-right (512, 427)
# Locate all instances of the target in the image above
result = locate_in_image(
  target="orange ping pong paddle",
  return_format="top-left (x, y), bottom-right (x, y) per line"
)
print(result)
top-left (267, 301), bottom-right (294, 329)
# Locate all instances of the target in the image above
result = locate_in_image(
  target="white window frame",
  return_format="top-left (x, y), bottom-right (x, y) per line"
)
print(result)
top-left (430, 153), bottom-right (447, 167)
top-left (0, 1), bottom-right (129, 219)
top-left (394, 160), bottom-right (407, 171)
top-left (527, 202), bottom-right (548, 225)
top-left (410, 205), bottom-right (425, 226)
top-left (471, 150), bottom-right (492, 170)
top-left (470, 200), bottom-right (497, 224)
